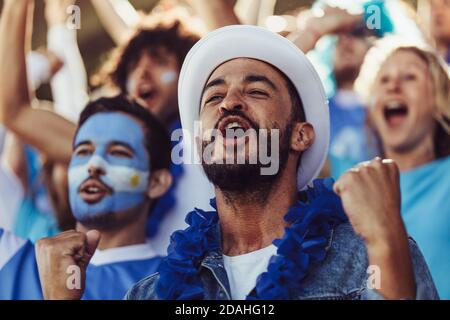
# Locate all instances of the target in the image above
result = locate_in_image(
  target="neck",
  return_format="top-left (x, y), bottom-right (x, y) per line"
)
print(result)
top-left (384, 139), bottom-right (436, 172)
top-left (216, 161), bottom-right (298, 256)
top-left (76, 209), bottom-right (148, 250)
top-left (161, 106), bottom-right (180, 130)
top-left (435, 39), bottom-right (450, 58)
top-left (163, 114), bottom-right (179, 130)
top-left (337, 81), bottom-right (354, 91)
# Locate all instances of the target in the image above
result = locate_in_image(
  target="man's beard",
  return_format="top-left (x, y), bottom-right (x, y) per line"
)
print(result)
top-left (201, 115), bottom-right (293, 201)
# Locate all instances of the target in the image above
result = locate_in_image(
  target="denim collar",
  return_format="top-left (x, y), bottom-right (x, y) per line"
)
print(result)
top-left (198, 220), bottom-right (336, 300)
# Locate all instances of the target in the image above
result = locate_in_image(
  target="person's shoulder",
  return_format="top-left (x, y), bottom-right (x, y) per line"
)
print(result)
top-left (125, 272), bottom-right (161, 300)
top-left (324, 222), bottom-right (369, 279)
top-left (330, 222), bottom-right (366, 256)
top-left (406, 237), bottom-right (440, 299)
top-left (329, 223), bottom-right (440, 299)
top-left (0, 228), bottom-right (32, 269)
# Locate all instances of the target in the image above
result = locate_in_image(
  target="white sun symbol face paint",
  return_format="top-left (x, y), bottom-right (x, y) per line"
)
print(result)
top-left (160, 70), bottom-right (178, 85)
top-left (126, 79), bottom-right (137, 95)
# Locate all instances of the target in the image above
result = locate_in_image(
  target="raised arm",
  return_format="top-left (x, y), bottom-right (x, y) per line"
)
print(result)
top-left (187, 0), bottom-right (240, 31)
top-left (234, 0), bottom-right (276, 26)
top-left (334, 158), bottom-right (416, 299)
top-left (288, 6), bottom-right (362, 53)
top-left (90, 0), bottom-right (139, 45)
top-left (45, 0), bottom-right (89, 123)
top-left (0, 0), bottom-right (75, 164)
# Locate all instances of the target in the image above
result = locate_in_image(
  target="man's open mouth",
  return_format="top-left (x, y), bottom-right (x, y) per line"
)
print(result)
top-left (78, 178), bottom-right (112, 204)
top-left (217, 116), bottom-right (254, 141)
top-left (383, 100), bottom-right (409, 127)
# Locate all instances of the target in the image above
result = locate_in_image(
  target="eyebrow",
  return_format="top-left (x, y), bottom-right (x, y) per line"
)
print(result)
top-left (202, 74), bottom-right (278, 97)
top-left (73, 141), bottom-right (91, 149)
top-left (244, 74), bottom-right (277, 90)
top-left (109, 141), bottom-right (135, 153)
top-left (202, 77), bottom-right (225, 96)
top-left (73, 141), bottom-right (135, 153)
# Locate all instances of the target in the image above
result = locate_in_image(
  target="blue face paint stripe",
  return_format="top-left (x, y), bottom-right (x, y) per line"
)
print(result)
top-left (69, 112), bottom-right (152, 221)
top-left (73, 113), bottom-right (150, 171)
top-left (70, 192), bottom-right (147, 220)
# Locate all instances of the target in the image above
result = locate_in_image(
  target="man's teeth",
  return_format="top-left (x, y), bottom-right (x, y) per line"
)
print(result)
top-left (226, 122), bottom-right (243, 130)
top-left (87, 187), bottom-right (100, 193)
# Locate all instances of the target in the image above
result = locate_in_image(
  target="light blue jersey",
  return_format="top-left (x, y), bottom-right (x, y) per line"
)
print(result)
top-left (400, 156), bottom-right (450, 299)
top-left (327, 91), bottom-right (379, 179)
top-left (0, 229), bottom-right (162, 300)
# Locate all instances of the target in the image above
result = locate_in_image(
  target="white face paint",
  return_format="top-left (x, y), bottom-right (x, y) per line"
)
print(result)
top-left (160, 70), bottom-right (177, 85)
top-left (126, 79), bottom-right (137, 95)
top-left (69, 113), bottom-right (151, 221)
top-left (68, 155), bottom-right (150, 194)
top-left (126, 71), bottom-right (177, 94)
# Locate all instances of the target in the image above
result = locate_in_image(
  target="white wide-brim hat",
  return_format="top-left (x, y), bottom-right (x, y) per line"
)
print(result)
top-left (178, 25), bottom-right (329, 191)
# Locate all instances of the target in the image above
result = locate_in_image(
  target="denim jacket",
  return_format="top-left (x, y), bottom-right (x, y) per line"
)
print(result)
top-left (125, 223), bottom-right (439, 300)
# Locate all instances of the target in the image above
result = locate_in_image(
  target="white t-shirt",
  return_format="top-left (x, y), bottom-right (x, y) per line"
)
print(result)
top-left (223, 244), bottom-right (277, 300)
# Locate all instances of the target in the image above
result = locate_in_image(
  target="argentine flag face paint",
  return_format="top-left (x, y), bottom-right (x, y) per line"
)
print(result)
top-left (69, 113), bottom-right (151, 221)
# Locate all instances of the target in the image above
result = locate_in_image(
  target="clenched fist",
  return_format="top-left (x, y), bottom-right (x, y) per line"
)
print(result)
top-left (35, 230), bottom-right (101, 300)
top-left (334, 158), bottom-right (416, 299)
top-left (334, 157), bottom-right (404, 246)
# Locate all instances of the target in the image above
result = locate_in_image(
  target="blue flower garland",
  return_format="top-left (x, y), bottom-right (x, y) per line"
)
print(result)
top-left (156, 178), bottom-right (347, 300)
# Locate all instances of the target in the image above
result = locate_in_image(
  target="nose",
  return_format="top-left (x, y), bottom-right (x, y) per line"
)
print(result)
top-left (134, 65), bottom-right (155, 84)
top-left (219, 91), bottom-right (244, 115)
top-left (88, 165), bottom-right (106, 177)
top-left (385, 76), bottom-right (402, 93)
top-left (337, 34), bottom-right (355, 50)
top-left (141, 70), bottom-right (155, 84)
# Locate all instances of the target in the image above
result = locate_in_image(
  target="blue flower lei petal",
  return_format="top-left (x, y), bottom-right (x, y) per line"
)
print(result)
top-left (156, 179), bottom-right (348, 300)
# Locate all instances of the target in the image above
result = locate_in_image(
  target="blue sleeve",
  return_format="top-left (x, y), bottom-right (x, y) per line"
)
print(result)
top-left (0, 229), bottom-right (43, 300)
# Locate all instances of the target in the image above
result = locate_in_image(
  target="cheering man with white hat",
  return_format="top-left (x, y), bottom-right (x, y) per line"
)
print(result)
top-left (38, 25), bottom-right (438, 300)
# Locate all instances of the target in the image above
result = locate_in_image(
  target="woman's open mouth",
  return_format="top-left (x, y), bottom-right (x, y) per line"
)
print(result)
top-left (383, 100), bottom-right (409, 127)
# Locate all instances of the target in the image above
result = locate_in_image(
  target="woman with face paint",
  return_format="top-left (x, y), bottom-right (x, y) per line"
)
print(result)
top-left (354, 40), bottom-right (450, 299)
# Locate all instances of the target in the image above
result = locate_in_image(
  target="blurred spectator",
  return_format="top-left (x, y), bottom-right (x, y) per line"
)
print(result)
top-left (419, 0), bottom-right (450, 64)
top-left (91, 2), bottom-right (214, 255)
top-left (355, 40), bottom-right (450, 299)
top-left (0, 0), bottom-right (81, 242)
top-left (327, 22), bottom-right (379, 176)
top-left (295, 1), bottom-right (425, 178)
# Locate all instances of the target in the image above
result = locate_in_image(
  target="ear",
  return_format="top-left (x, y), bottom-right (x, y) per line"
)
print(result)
top-left (290, 122), bottom-right (315, 153)
top-left (147, 169), bottom-right (173, 200)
